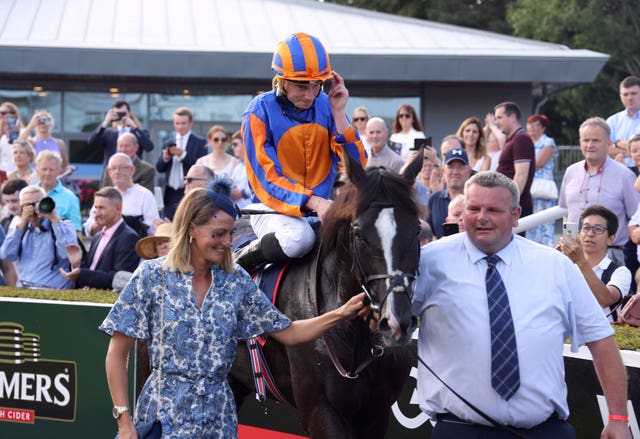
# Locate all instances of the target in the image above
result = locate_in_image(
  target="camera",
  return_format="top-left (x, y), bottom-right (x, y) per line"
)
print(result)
top-left (7, 116), bottom-right (19, 143)
top-left (115, 111), bottom-right (127, 121)
top-left (37, 197), bottom-right (55, 214)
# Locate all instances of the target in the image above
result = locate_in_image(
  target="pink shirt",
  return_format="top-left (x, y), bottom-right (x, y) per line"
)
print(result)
top-left (90, 218), bottom-right (123, 270)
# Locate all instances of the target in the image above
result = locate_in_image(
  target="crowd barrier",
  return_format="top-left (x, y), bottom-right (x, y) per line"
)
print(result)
top-left (1, 296), bottom-right (638, 438)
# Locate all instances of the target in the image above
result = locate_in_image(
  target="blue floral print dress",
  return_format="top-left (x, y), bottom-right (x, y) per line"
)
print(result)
top-left (100, 258), bottom-right (291, 438)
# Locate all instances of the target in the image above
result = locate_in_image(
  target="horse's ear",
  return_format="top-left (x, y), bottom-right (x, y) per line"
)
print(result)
top-left (341, 146), bottom-right (367, 186)
top-left (401, 147), bottom-right (424, 183)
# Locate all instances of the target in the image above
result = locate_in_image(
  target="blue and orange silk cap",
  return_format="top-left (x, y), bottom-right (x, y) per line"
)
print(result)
top-left (271, 32), bottom-right (333, 82)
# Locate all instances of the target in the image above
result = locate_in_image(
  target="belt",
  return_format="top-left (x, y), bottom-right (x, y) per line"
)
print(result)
top-left (435, 412), bottom-right (560, 428)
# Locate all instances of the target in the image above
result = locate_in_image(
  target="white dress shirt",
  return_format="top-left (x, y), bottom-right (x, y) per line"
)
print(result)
top-left (413, 233), bottom-right (613, 428)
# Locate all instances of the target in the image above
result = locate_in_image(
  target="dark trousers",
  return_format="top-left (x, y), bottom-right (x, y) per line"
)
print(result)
top-left (163, 186), bottom-right (184, 221)
top-left (433, 414), bottom-right (576, 439)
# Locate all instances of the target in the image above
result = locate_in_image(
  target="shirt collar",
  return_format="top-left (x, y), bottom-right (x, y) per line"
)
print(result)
top-left (464, 233), bottom-right (516, 267)
top-left (595, 255), bottom-right (612, 270)
top-left (100, 218), bottom-right (124, 239)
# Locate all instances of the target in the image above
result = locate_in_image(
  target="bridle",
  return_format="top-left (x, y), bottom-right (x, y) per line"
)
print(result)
top-left (351, 203), bottom-right (416, 317)
top-left (322, 203), bottom-right (417, 379)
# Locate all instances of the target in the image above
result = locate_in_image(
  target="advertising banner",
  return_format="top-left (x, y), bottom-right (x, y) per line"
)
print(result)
top-left (1, 297), bottom-right (638, 438)
top-left (0, 297), bottom-right (117, 438)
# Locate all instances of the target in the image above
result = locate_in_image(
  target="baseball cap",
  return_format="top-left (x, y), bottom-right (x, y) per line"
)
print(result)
top-left (444, 148), bottom-right (469, 166)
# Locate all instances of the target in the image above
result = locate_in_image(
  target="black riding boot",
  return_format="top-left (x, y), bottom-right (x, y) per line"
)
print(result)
top-left (234, 232), bottom-right (288, 273)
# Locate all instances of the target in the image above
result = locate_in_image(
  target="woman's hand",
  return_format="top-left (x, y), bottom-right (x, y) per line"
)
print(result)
top-left (338, 292), bottom-right (370, 320)
top-left (116, 416), bottom-right (138, 439)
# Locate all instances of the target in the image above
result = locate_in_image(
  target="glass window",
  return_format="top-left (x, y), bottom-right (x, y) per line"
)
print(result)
top-left (0, 90), bottom-right (63, 134)
top-left (149, 94), bottom-right (253, 123)
top-left (63, 92), bottom-right (148, 133)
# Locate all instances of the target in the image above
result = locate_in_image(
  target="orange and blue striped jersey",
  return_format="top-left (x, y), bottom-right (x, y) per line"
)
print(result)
top-left (242, 90), bottom-right (367, 216)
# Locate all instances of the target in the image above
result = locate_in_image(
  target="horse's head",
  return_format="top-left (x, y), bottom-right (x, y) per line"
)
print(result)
top-left (321, 149), bottom-right (424, 347)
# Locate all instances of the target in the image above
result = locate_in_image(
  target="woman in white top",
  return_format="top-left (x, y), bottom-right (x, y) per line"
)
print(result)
top-left (196, 125), bottom-right (239, 177)
top-left (389, 104), bottom-right (425, 160)
top-left (456, 116), bottom-right (491, 172)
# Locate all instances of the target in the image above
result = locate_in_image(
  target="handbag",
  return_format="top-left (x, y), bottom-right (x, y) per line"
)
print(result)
top-left (529, 178), bottom-right (558, 200)
top-left (115, 270), bottom-right (167, 439)
top-left (616, 293), bottom-right (640, 327)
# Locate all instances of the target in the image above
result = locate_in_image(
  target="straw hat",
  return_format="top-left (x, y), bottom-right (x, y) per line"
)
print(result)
top-left (135, 222), bottom-right (172, 260)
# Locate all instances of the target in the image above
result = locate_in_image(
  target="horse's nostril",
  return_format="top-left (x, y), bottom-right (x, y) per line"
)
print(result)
top-left (378, 318), bottom-right (390, 332)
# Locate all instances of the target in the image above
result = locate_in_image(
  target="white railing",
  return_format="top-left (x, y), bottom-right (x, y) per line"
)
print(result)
top-left (513, 205), bottom-right (568, 234)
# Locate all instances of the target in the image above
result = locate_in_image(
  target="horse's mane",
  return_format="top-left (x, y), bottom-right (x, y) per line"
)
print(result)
top-left (319, 167), bottom-right (417, 253)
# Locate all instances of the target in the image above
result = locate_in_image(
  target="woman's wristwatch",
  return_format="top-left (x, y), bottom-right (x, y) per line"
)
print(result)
top-left (112, 405), bottom-right (129, 419)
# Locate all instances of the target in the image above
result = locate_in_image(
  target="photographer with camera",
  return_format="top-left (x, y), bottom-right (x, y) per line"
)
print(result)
top-left (88, 100), bottom-right (154, 166)
top-left (35, 150), bottom-right (82, 233)
top-left (0, 185), bottom-right (77, 289)
top-left (17, 109), bottom-right (70, 171)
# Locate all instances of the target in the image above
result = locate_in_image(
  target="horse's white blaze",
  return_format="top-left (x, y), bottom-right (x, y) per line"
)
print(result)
top-left (374, 208), bottom-right (397, 274)
top-left (374, 208), bottom-right (402, 339)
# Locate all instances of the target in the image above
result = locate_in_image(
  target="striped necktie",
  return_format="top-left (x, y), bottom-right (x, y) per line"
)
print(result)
top-left (485, 254), bottom-right (520, 400)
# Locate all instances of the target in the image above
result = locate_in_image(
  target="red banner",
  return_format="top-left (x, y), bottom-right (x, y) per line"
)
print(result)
top-left (0, 407), bottom-right (35, 424)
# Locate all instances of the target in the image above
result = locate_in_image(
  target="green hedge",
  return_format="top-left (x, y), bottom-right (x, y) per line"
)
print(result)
top-left (0, 286), bottom-right (117, 304)
top-left (1, 286), bottom-right (639, 351)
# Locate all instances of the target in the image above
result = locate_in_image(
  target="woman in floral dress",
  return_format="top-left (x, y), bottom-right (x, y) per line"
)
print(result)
top-left (101, 181), bottom-right (367, 438)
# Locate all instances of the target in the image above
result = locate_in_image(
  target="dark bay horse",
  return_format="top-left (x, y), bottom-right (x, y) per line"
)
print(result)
top-left (229, 149), bottom-right (423, 438)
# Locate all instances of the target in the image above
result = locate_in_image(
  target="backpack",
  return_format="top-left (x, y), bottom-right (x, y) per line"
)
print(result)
top-left (600, 261), bottom-right (622, 321)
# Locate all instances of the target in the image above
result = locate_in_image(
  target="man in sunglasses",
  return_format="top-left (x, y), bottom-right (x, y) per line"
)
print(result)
top-left (237, 32), bottom-right (367, 271)
top-left (558, 205), bottom-right (631, 323)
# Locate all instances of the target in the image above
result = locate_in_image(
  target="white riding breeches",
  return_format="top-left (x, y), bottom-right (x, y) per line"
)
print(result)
top-left (248, 203), bottom-right (318, 258)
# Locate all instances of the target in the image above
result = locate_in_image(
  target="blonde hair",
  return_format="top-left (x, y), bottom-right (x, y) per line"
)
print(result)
top-left (166, 188), bottom-right (234, 273)
top-left (13, 141), bottom-right (36, 163)
top-left (35, 150), bottom-right (62, 169)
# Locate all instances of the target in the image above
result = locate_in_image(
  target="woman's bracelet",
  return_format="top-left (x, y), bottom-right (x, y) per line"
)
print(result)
top-left (608, 414), bottom-right (629, 423)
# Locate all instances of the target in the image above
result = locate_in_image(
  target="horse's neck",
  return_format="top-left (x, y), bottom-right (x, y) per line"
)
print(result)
top-left (317, 246), bottom-right (360, 314)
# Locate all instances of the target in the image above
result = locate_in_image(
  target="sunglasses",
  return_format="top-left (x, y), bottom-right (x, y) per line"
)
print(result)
top-left (353, 117), bottom-right (367, 122)
top-left (212, 137), bottom-right (227, 142)
top-left (0, 111), bottom-right (15, 116)
top-left (184, 177), bottom-right (209, 184)
top-left (398, 114), bottom-right (412, 119)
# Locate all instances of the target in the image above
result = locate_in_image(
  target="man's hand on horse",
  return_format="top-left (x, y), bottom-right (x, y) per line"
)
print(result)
top-left (340, 292), bottom-right (371, 320)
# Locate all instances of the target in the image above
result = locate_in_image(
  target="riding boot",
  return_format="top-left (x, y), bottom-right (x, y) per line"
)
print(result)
top-left (235, 232), bottom-right (288, 273)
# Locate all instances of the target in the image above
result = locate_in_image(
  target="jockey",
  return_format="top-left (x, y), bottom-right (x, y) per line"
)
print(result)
top-left (237, 32), bottom-right (367, 271)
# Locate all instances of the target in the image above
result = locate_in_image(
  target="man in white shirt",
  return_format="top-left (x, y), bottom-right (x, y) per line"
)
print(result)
top-left (84, 153), bottom-right (158, 238)
top-left (606, 76), bottom-right (640, 161)
top-left (155, 107), bottom-right (207, 219)
top-left (413, 171), bottom-right (630, 438)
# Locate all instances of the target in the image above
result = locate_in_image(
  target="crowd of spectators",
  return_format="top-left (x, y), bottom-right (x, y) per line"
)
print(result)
top-left (0, 99), bottom-right (252, 290)
top-left (1, 75), bottom-right (640, 314)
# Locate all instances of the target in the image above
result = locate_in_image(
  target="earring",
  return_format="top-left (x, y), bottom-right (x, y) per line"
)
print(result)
top-left (189, 236), bottom-right (193, 244)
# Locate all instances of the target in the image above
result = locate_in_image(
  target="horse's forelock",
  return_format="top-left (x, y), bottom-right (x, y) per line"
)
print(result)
top-left (355, 168), bottom-right (417, 217)
top-left (320, 168), bottom-right (417, 252)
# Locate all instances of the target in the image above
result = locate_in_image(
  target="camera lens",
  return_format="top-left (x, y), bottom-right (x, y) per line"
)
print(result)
top-left (37, 197), bottom-right (55, 214)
